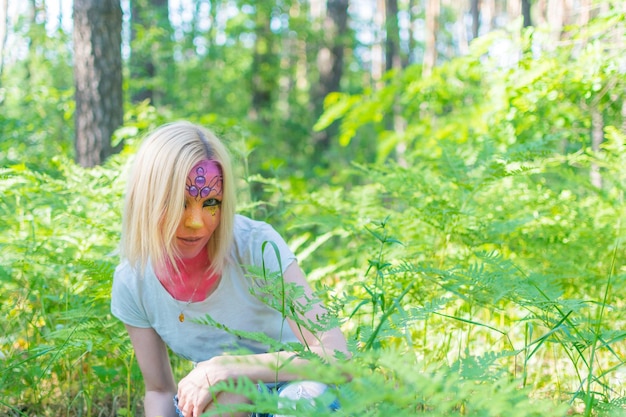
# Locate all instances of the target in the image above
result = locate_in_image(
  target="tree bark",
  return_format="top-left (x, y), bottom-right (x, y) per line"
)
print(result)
top-left (590, 108), bottom-right (603, 188)
top-left (206, 0), bottom-right (220, 60)
top-left (521, 0), bottom-right (532, 27)
top-left (130, 0), bottom-right (169, 104)
top-left (313, 0), bottom-right (349, 155)
top-left (507, 0), bottom-right (520, 24)
top-left (407, 0), bottom-right (416, 64)
top-left (316, 0), bottom-right (349, 105)
top-left (470, 0), bottom-right (480, 40)
top-left (384, 0), bottom-right (406, 164)
top-left (371, 0), bottom-right (385, 89)
top-left (423, 0), bottom-right (440, 77)
top-left (622, 99), bottom-right (626, 135)
top-left (535, 0), bottom-right (547, 26)
top-left (457, 2), bottom-right (469, 55)
top-left (547, 0), bottom-right (564, 42)
top-left (73, 0), bottom-right (123, 167)
top-left (483, 0), bottom-right (496, 31)
top-left (385, 0), bottom-right (400, 71)
top-left (0, 0), bottom-right (7, 82)
top-left (249, 1), bottom-right (276, 125)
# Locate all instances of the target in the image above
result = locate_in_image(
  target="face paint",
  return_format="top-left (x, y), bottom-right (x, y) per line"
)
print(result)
top-left (185, 160), bottom-right (223, 200)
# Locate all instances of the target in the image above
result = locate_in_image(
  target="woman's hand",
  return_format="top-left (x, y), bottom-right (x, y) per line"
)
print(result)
top-left (176, 357), bottom-right (231, 417)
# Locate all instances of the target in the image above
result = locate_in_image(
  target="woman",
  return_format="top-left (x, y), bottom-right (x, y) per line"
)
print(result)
top-left (111, 121), bottom-right (349, 417)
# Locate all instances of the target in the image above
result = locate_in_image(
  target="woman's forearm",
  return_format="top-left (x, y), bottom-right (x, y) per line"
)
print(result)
top-left (198, 327), bottom-right (350, 384)
top-left (214, 350), bottom-right (302, 382)
top-left (199, 347), bottom-right (342, 385)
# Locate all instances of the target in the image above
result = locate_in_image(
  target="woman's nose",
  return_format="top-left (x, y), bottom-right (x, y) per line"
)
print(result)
top-left (184, 207), bottom-right (203, 229)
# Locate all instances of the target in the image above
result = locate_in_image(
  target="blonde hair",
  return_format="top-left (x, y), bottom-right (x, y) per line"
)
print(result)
top-left (120, 121), bottom-right (236, 275)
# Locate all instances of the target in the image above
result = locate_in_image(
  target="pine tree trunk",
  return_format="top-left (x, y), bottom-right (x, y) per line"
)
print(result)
top-left (313, 0), bottom-right (348, 156)
top-left (0, 0), bottom-right (7, 82)
top-left (249, 1), bottom-right (276, 125)
top-left (383, 0), bottom-right (406, 164)
top-left (206, 0), bottom-right (220, 60)
top-left (482, 0), bottom-right (496, 31)
top-left (73, 0), bottom-right (123, 167)
top-left (522, 0), bottom-right (532, 27)
top-left (622, 100), bottom-right (626, 135)
top-left (547, 0), bottom-right (564, 42)
top-left (507, 0), bottom-right (521, 22)
top-left (371, 0), bottom-right (385, 89)
top-left (408, 0), bottom-right (416, 64)
top-left (385, 0), bottom-right (400, 71)
top-left (535, 0), bottom-right (547, 26)
top-left (423, 0), bottom-right (440, 77)
top-left (130, 0), bottom-right (169, 104)
top-left (590, 108), bottom-right (603, 188)
top-left (470, 0), bottom-right (480, 39)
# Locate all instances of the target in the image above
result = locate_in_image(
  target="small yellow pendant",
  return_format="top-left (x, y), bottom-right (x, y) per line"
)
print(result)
top-left (179, 313), bottom-right (185, 322)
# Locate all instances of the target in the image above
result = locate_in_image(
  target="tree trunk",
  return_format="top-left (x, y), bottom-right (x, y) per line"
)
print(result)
top-left (130, 0), bottom-right (169, 104)
top-left (0, 0), bottom-right (7, 82)
top-left (483, 0), bottom-right (496, 31)
top-left (371, 0), bottom-right (385, 89)
top-left (470, 0), bottom-right (480, 40)
top-left (507, 0), bottom-right (520, 25)
top-left (384, 0), bottom-right (406, 164)
top-left (206, 0), bottom-right (220, 60)
top-left (385, 0), bottom-right (400, 71)
top-left (423, 0), bottom-right (439, 77)
top-left (547, 0), bottom-right (564, 42)
top-left (521, 0), bottom-right (532, 27)
top-left (407, 0), bottom-right (416, 64)
top-left (622, 99), bottom-right (626, 135)
top-left (535, 0), bottom-right (547, 26)
top-left (73, 0), bottom-right (123, 167)
top-left (590, 108), bottom-right (603, 188)
top-left (457, 1), bottom-right (469, 55)
top-left (313, 0), bottom-right (349, 156)
top-left (249, 1), bottom-right (276, 125)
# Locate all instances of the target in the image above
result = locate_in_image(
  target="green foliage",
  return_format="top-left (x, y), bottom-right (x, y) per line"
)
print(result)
top-left (0, 156), bottom-right (139, 416)
top-left (0, 11), bottom-right (74, 169)
top-left (283, 9), bottom-right (626, 416)
top-left (1, 4), bottom-right (626, 417)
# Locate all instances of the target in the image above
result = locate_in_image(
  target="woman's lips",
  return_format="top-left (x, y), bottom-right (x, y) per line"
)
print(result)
top-left (178, 237), bottom-right (203, 245)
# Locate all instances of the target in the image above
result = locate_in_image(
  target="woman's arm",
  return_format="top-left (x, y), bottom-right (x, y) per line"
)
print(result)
top-left (125, 324), bottom-right (178, 417)
top-left (282, 260), bottom-right (349, 359)
top-left (177, 261), bottom-right (349, 413)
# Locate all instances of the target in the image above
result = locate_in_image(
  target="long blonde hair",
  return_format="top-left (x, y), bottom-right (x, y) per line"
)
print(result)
top-left (120, 121), bottom-right (236, 275)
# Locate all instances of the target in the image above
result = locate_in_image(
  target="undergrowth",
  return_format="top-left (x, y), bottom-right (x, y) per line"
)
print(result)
top-left (1, 122), bottom-right (625, 416)
top-left (1, 14), bottom-right (626, 415)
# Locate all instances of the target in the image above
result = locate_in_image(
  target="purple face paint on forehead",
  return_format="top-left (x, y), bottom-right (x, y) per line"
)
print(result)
top-left (185, 160), bottom-right (223, 200)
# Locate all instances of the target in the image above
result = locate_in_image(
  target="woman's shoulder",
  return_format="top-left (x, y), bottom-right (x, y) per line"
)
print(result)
top-left (234, 214), bottom-right (271, 231)
top-left (113, 259), bottom-right (144, 286)
top-left (233, 214), bottom-right (278, 241)
top-left (230, 214), bottom-right (294, 269)
top-left (232, 214), bottom-right (284, 255)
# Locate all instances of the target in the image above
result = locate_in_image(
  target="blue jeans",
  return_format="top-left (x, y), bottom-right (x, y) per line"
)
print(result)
top-left (174, 381), bottom-right (340, 417)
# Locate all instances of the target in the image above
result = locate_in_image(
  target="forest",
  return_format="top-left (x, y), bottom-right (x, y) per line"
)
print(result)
top-left (1, 0), bottom-right (625, 416)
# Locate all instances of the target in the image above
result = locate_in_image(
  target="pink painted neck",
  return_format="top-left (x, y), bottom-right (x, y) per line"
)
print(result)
top-left (156, 249), bottom-right (220, 302)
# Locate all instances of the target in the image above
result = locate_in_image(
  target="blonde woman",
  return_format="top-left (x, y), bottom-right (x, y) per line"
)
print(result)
top-left (111, 121), bottom-right (348, 417)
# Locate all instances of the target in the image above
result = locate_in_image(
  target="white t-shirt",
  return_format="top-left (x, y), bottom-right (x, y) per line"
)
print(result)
top-left (111, 215), bottom-right (301, 362)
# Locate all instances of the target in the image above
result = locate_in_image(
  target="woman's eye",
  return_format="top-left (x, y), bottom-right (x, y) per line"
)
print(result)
top-left (203, 199), bottom-right (221, 208)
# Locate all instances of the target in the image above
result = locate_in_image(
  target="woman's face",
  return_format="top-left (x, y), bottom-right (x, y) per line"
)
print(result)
top-left (175, 160), bottom-right (223, 259)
